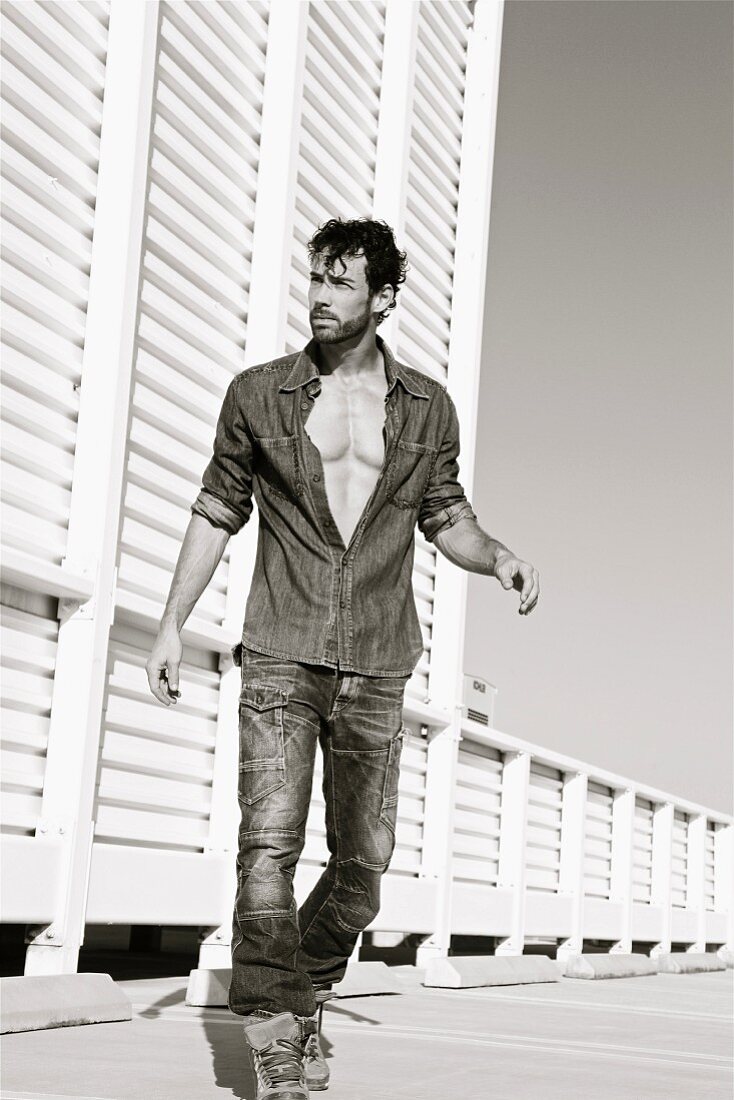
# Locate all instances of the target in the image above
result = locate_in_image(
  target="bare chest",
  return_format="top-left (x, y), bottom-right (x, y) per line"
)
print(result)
top-left (304, 376), bottom-right (388, 543)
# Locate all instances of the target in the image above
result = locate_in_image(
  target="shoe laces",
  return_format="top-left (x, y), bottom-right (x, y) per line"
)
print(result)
top-left (254, 1035), bottom-right (307, 1087)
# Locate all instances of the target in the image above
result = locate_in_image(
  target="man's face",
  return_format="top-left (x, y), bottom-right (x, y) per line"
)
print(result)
top-left (308, 250), bottom-right (380, 343)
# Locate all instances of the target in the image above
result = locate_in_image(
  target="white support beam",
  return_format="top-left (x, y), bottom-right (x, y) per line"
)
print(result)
top-left (198, 0), bottom-right (309, 971)
top-left (557, 772), bottom-right (588, 962)
top-left (649, 802), bottom-right (674, 957)
top-left (427, 0), bottom-right (504, 715)
top-left (609, 789), bottom-right (635, 954)
top-left (496, 750), bottom-right (530, 955)
top-left (686, 814), bottom-right (707, 952)
top-left (415, 716), bottom-right (462, 965)
top-left (24, 0), bottom-right (160, 975)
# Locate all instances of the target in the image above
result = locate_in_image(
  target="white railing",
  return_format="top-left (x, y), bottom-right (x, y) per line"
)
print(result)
top-left (397, 713), bottom-right (732, 963)
top-left (1, 683), bottom-right (731, 969)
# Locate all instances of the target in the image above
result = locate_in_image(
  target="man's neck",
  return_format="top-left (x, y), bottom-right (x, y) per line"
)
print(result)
top-left (316, 330), bottom-right (383, 381)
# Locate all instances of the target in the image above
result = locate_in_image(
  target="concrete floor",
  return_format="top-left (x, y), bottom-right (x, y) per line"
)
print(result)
top-left (1, 966), bottom-right (732, 1100)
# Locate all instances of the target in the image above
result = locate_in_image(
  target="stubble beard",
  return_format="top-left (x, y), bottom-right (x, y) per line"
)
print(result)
top-left (311, 303), bottom-right (372, 344)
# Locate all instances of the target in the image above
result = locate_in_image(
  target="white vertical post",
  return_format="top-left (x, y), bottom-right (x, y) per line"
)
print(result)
top-left (427, 0), bottom-right (505, 716)
top-left (649, 802), bottom-right (674, 957)
top-left (686, 814), bottom-right (707, 952)
top-left (418, 2), bottom-right (506, 963)
top-left (714, 822), bottom-right (733, 955)
top-left (556, 772), bottom-right (588, 962)
top-left (609, 789), bottom-right (635, 954)
top-left (495, 750), bottom-right (530, 955)
top-left (415, 717), bottom-right (462, 965)
top-left (24, 0), bottom-right (160, 975)
top-left (198, 0), bottom-right (309, 970)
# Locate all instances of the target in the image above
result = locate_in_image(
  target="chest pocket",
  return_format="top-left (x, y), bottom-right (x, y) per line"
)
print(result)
top-left (255, 435), bottom-right (304, 502)
top-left (385, 440), bottom-right (439, 509)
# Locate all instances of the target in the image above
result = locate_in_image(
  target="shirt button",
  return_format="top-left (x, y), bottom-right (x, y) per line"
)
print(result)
top-left (312, 473), bottom-right (320, 482)
top-left (300, 400), bottom-right (309, 409)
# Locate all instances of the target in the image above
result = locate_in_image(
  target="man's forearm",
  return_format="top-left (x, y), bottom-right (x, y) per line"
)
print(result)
top-left (161, 513), bottom-right (231, 631)
top-left (433, 516), bottom-right (512, 576)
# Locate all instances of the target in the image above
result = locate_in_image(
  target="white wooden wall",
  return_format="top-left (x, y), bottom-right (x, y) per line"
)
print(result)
top-left (1, 0), bottom-right (731, 978)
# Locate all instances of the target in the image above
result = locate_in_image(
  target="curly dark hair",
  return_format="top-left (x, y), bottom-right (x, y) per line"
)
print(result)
top-left (307, 217), bottom-right (409, 325)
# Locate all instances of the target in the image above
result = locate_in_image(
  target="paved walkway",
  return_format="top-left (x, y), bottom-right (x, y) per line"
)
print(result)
top-left (2, 967), bottom-right (732, 1099)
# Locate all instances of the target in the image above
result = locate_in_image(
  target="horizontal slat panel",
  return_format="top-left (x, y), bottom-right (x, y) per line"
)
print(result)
top-left (1, 0), bottom-right (107, 573)
top-left (1, 588), bottom-right (58, 835)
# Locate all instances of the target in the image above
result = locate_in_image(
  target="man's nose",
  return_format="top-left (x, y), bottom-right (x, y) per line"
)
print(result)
top-left (311, 285), bottom-right (331, 309)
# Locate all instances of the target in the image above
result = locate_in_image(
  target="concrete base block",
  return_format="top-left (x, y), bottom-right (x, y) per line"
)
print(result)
top-left (186, 960), bottom-right (404, 1008)
top-left (186, 967), bottom-right (230, 1007)
top-left (717, 947), bottom-right (734, 969)
top-left (563, 953), bottom-right (658, 980)
top-left (0, 973), bottom-right (132, 1034)
top-left (656, 953), bottom-right (727, 974)
top-left (423, 954), bottom-right (561, 989)
top-left (331, 961), bottom-right (405, 998)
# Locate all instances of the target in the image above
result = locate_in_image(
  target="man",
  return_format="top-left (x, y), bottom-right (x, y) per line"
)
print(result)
top-left (146, 218), bottom-right (539, 1099)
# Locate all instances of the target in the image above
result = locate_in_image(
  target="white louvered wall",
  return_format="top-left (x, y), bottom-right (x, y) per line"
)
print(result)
top-left (0, 1), bottom-right (109, 836)
top-left (115, 0), bottom-right (267, 636)
top-left (633, 796), bottom-right (654, 904)
top-left (286, 0), bottom-right (385, 354)
top-left (0, 1), bottom-right (109, 576)
top-left (4, 0), bottom-right (730, 970)
top-left (97, 623), bottom-right (220, 851)
top-left (525, 760), bottom-right (563, 892)
top-left (92, 0), bottom-right (269, 853)
top-left (451, 739), bottom-right (503, 886)
top-left (583, 780), bottom-right (613, 899)
top-left (0, 586), bottom-right (58, 836)
top-left (399, 1), bottom-right (473, 702)
top-left (672, 809), bottom-right (689, 908)
top-left (0, 1), bottom-right (108, 574)
top-left (705, 821), bottom-right (716, 911)
top-left (397, 0), bottom-right (471, 388)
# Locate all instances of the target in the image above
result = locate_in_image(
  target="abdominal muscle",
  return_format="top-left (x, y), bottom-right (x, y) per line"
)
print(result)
top-left (304, 371), bottom-right (388, 547)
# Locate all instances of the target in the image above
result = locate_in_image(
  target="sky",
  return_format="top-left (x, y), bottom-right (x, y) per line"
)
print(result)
top-left (463, 1), bottom-right (733, 813)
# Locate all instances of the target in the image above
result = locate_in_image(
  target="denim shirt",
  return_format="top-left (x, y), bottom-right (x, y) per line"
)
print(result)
top-left (191, 334), bottom-right (477, 676)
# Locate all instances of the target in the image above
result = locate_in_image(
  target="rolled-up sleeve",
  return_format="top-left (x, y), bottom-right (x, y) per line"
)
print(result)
top-left (191, 373), bottom-right (254, 535)
top-left (418, 388), bottom-right (477, 544)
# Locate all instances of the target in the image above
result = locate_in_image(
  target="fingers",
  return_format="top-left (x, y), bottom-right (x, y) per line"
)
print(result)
top-left (519, 568), bottom-right (540, 615)
top-left (145, 658), bottom-right (180, 706)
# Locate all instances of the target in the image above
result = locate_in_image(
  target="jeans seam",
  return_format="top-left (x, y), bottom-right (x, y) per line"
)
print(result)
top-left (297, 744), bottom-right (340, 949)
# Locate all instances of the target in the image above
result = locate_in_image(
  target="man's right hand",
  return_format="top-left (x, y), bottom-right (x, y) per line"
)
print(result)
top-left (146, 623), bottom-right (183, 706)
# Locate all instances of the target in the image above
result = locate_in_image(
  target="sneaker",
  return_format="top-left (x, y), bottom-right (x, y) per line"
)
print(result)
top-left (304, 990), bottom-right (336, 1092)
top-left (243, 1011), bottom-right (317, 1100)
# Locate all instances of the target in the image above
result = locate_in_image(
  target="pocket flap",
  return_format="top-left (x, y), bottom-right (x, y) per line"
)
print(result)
top-left (239, 681), bottom-right (288, 711)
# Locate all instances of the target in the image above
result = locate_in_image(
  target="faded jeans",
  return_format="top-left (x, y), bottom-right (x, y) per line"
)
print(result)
top-left (228, 644), bottom-right (409, 1019)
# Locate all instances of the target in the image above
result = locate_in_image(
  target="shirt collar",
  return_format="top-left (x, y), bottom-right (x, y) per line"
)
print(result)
top-left (278, 334), bottom-right (430, 400)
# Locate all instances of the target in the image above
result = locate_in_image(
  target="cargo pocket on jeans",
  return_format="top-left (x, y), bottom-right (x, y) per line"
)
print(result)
top-left (238, 681), bottom-right (288, 805)
top-left (379, 727), bottom-right (407, 835)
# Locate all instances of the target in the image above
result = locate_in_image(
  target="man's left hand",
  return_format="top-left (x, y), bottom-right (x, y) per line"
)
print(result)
top-left (494, 552), bottom-right (540, 615)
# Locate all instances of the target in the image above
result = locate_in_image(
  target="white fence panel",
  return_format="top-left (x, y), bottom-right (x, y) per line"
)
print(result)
top-left (1, 0), bottom-right (109, 571)
top-left (583, 780), bottom-right (613, 899)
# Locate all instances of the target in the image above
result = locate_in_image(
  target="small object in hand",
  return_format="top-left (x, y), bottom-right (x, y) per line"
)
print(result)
top-left (159, 669), bottom-right (181, 699)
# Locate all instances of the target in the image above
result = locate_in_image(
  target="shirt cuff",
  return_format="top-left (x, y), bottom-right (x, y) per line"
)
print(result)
top-left (191, 489), bottom-right (246, 535)
top-left (421, 501), bottom-right (477, 544)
